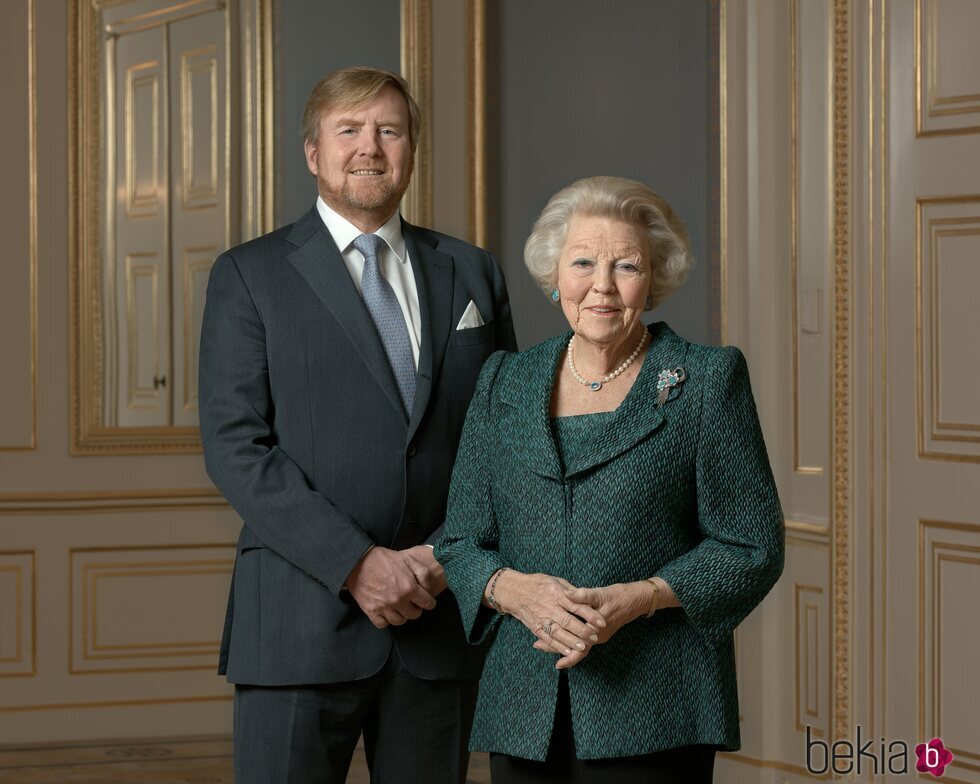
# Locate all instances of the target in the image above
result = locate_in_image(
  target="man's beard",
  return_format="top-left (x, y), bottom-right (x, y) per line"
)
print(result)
top-left (321, 175), bottom-right (403, 214)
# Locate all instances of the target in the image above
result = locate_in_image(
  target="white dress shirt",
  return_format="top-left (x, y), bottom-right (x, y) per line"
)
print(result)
top-left (316, 197), bottom-right (421, 367)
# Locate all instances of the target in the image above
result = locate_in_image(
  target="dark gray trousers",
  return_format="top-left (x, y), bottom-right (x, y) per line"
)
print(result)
top-left (233, 650), bottom-right (478, 784)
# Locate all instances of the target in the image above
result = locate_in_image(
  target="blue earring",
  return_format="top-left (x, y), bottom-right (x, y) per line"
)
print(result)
top-left (645, 295), bottom-right (654, 309)
top-left (551, 288), bottom-right (560, 302)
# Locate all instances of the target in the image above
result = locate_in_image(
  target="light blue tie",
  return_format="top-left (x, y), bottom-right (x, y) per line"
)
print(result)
top-left (352, 233), bottom-right (417, 416)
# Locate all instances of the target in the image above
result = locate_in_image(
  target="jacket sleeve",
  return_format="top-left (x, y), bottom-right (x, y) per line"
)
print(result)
top-left (434, 350), bottom-right (509, 644)
top-left (198, 252), bottom-right (375, 595)
top-left (655, 345), bottom-right (785, 649)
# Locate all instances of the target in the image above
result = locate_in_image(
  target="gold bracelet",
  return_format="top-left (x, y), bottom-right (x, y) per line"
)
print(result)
top-left (645, 577), bottom-right (661, 618)
top-left (487, 568), bottom-right (508, 613)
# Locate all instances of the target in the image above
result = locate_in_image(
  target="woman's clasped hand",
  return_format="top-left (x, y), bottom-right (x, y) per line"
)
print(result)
top-left (489, 570), bottom-right (659, 669)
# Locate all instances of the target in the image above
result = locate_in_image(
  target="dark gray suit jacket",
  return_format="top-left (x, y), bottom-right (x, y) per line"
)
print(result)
top-left (199, 206), bottom-right (517, 686)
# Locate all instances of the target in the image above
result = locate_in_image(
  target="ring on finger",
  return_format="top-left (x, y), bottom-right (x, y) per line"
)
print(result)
top-left (541, 619), bottom-right (554, 636)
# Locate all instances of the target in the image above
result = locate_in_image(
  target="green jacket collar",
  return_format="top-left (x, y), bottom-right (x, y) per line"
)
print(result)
top-left (498, 322), bottom-right (690, 481)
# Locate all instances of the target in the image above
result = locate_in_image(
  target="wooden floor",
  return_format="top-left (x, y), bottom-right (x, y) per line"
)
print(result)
top-left (0, 736), bottom-right (491, 784)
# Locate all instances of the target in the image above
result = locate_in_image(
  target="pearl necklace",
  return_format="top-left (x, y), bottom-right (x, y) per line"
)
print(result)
top-left (567, 330), bottom-right (649, 391)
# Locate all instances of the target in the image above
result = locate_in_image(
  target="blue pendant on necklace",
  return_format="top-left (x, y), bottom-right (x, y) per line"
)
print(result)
top-left (590, 381), bottom-right (602, 391)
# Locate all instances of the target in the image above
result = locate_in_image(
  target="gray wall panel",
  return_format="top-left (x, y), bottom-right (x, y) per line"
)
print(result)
top-left (275, 0), bottom-right (401, 226)
top-left (490, 0), bottom-right (712, 349)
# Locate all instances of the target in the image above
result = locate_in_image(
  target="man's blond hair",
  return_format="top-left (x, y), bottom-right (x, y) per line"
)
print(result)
top-left (302, 66), bottom-right (421, 151)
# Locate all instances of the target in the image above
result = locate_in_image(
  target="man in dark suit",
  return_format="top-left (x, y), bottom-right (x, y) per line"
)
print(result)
top-left (199, 66), bottom-right (517, 784)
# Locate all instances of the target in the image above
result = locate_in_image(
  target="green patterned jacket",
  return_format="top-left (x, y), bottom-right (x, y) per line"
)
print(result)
top-left (434, 322), bottom-right (784, 761)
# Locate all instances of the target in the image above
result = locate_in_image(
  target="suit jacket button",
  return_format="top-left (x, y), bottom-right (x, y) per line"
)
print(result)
top-left (407, 443), bottom-right (417, 457)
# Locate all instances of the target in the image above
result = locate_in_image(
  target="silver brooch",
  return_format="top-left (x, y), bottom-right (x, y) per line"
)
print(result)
top-left (656, 367), bottom-right (687, 407)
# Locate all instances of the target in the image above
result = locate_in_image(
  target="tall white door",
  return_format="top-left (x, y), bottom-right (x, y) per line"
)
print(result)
top-left (109, 2), bottom-right (228, 427)
top-left (883, 1), bottom-right (980, 778)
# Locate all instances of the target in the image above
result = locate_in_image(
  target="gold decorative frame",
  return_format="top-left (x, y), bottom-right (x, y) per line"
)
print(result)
top-left (69, 544), bottom-right (235, 675)
top-left (0, 0), bottom-right (38, 452)
top-left (0, 551), bottom-right (36, 678)
top-left (719, 0), bottom-right (728, 344)
top-left (869, 0), bottom-right (889, 749)
top-left (794, 583), bottom-right (826, 736)
top-left (0, 693), bottom-right (232, 714)
top-left (917, 519), bottom-right (980, 774)
top-left (831, 0), bottom-right (852, 746)
top-left (914, 195), bottom-right (980, 463)
top-left (466, 0), bottom-right (486, 248)
top-left (401, 0), bottom-right (432, 229)
top-left (914, 0), bottom-right (980, 138)
top-left (0, 487), bottom-right (227, 514)
top-left (242, 0), bottom-right (274, 237)
top-left (707, 0), bottom-right (723, 344)
top-left (790, 0), bottom-right (830, 477)
top-left (786, 518), bottom-right (832, 538)
top-left (69, 0), bottom-right (274, 454)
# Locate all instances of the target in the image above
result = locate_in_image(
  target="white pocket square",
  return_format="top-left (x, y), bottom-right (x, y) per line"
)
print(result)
top-left (455, 300), bottom-right (485, 330)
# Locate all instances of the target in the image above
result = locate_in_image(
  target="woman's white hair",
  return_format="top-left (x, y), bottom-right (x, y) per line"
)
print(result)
top-left (523, 176), bottom-right (694, 309)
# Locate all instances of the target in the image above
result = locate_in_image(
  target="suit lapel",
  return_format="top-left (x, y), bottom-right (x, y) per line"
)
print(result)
top-left (498, 336), bottom-right (567, 481)
top-left (285, 208), bottom-right (407, 422)
top-left (404, 224), bottom-right (454, 445)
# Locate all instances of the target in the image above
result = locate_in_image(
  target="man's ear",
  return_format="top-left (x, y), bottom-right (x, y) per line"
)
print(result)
top-left (304, 139), bottom-right (318, 177)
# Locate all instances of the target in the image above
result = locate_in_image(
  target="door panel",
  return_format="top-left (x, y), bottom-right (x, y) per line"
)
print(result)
top-left (887, 1), bottom-right (980, 778)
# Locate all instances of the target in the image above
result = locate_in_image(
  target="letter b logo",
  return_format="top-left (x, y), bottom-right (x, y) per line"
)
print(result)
top-left (806, 726), bottom-right (829, 775)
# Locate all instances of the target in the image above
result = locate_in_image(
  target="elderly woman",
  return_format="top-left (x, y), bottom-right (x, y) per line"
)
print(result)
top-left (434, 176), bottom-right (783, 783)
